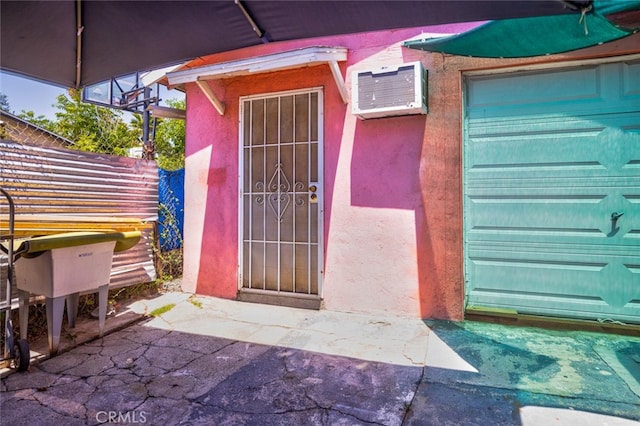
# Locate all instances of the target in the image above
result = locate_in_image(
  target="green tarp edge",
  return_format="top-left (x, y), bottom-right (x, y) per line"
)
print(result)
top-left (596, 0), bottom-right (640, 16)
top-left (404, 9), bottom-right (637, 58)
top-left (4, 231), bottom-right (142, 259)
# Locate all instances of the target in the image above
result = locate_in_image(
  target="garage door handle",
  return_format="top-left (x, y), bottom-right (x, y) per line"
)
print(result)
top-left (611, 212), bottom-right (624, 221)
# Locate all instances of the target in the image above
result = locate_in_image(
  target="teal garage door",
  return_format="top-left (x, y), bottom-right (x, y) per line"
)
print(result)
top-left (464, 59), bottom-right (640, 324)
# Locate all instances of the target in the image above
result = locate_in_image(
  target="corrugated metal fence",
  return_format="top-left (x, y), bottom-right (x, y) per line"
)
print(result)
top-left (0, 139), bottom-right (158, 290)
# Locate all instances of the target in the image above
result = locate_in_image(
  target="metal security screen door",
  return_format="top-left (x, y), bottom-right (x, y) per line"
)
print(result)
top-left (239, 88), bottom-right (323, 297)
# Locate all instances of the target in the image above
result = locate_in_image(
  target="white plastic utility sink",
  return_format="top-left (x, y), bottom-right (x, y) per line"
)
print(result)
top-left (12, 231), bottom-right (141, 355)
top-left (16, 241), bottom-right (116, 297)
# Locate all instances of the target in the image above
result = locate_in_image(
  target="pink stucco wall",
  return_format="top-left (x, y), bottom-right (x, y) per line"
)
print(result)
top-left (181, 23), bottom-right (640, 320)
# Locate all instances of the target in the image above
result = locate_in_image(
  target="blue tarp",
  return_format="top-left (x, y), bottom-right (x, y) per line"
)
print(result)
top-left (158, 168), bottom-right (184, 251)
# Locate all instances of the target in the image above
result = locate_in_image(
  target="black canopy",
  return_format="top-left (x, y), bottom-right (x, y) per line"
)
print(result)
top-left (1, 0), bottom-right (585, 88)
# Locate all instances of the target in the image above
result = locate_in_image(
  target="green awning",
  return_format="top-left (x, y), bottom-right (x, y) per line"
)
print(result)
top-left (404, 1), bottom-right (639, 58)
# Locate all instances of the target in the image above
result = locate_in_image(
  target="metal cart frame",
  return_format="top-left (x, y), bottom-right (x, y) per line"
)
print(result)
top-left (1, 187), bottom-right (30, 372)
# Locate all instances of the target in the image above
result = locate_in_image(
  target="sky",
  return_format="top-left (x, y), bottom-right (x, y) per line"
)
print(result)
top-left (0, 71), bottom-right (184, 120)
top-left (0, 72), bottom-right (67, 119)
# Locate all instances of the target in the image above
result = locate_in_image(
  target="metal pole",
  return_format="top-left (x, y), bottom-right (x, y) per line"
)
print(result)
top-left (142, 86), bottom-right (154, 160)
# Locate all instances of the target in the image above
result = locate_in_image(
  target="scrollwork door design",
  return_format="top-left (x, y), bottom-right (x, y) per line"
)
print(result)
top-left (240, 89), bottom-right (322, 296)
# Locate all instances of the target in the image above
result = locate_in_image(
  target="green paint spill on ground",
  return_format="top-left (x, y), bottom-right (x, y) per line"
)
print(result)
top-left (149, 303), bottom-right (176, 317)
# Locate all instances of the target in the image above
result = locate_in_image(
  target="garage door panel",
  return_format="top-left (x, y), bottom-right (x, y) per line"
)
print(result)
top-left (468, 188), bottom-right (638, 239)
top-left (467, 249), bottom-right (640, 320)
top-left (469, 258), bottom-right (607, 300)
top-left (467, 66), bottom-right (603, 118)
top-left (468, 290), bottom-right (637, 323)
top-left (466, 180), bottom-right (640, 247)
top-left (467, 62), bottom-right (640, 119)
top-left (468, 198), bottom-right (606, 232)
top-left (467, 177), bottom-right (636, 192)
top-left (621, 61), bottom-right (640, 99)
top-left (468, 228), bottom-right (638, 246)
top-left (467, 115), bottom-right (640, 175)
top-left (468, 111), bottom-right (640, 134)
top-left (464, 59), bottom-right (640, 324)
top-left (468, 135), bottom-right (606, 171)
top-left (467, 241), bottom-right (639, 265)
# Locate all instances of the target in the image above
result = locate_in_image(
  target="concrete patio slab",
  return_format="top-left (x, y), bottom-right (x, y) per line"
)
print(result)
top-left (2, 291), bottom-right (639, 425)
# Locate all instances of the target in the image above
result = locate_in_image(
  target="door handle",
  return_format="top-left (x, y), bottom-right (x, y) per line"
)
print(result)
top-left (611, 212), bottom-right (624, 221)
top-left (309, 184), bottom-right (318, 203)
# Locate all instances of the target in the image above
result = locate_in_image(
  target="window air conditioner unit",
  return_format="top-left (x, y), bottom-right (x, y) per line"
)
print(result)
top-left (351, 61), bottom-right (428, 120)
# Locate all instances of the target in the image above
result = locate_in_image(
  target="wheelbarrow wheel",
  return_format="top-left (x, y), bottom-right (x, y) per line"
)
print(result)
top-left (14, 339), bottom-right (30, 372)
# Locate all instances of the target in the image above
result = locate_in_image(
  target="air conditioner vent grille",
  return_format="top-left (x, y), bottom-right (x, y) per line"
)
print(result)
top-left (351, 61), bottom-right (427, 119)
top-left (357, 66), bottom-right (417, 110)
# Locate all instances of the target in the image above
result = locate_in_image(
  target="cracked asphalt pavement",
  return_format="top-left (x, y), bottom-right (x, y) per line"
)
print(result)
top-left (1, 292), bottom-right (639, 425)
top-left (2, 325), bottom-right (420, 425)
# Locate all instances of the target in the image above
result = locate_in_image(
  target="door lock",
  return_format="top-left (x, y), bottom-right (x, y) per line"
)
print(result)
top-left (309, 184), bottom-right (318, 203)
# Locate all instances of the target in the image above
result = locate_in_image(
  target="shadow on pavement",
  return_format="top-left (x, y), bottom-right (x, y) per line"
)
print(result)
top-left (403, 320), bottom-right (640, 425)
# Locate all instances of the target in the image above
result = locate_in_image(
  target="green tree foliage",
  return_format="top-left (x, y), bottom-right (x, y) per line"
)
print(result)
top-left (129, 98), bottom-right (185, 170)
top-left (154, 98), bottom-right (185, 170)
top-left (2, 92), bottom-right (55, 138)
top-left (3, 89), bottom-right (185, 167)
top-left (0, 93), bottom-right (9, 139)
top-left (17, 111), bottom-right (54, 130)
top-left (0, 93), bottom-right (10, 112)
top-left (51, 88), bottom-right (140, 156)
top-left (1, 92), bottom-right (54, 129)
